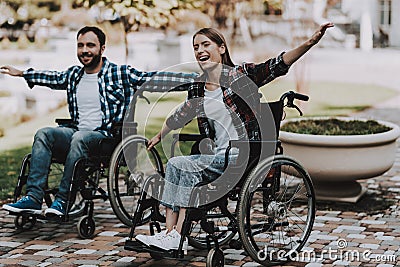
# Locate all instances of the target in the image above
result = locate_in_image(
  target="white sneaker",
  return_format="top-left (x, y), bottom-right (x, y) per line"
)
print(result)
top-left (135, 229), bottom-right (168, 246)
top-left (150, 228), bottom-right (188, 251)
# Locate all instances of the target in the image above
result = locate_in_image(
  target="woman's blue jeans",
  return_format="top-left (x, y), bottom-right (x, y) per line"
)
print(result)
top-left (26, 126), bottom-right (107, 203)
top-left (161, 154), bottom-right (237, 211)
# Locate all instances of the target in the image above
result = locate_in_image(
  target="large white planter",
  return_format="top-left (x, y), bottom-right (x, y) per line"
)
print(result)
top-left (279, 117), bottom-right (400, 202)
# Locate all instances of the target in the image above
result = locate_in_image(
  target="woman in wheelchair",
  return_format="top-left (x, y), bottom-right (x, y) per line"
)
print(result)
top-left (135, 23), bottom-right (333, 251)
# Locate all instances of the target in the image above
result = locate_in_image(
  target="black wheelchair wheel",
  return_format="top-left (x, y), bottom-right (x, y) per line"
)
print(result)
top-left (206, 248), bottom-right (225, 267)
top-left (77, 215), bottom-right (96, 239)
top-left (238, 155), bottom-right (315, 265)
top-left (14, 215), bottom-right (37, 230)
top-left (108, 135), bottom-right (164, 227)
top-left (188, 199), bottom-right (238, 249)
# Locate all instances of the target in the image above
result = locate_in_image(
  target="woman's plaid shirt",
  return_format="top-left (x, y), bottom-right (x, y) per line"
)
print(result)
top-left (166, 53), bottom-right (290, 141)
top-left (23, 57), bottom-right (195, 137)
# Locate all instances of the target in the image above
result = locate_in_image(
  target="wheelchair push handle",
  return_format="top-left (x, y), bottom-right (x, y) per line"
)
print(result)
top-left (293, 92), bottom-right (309, 101)
top-left (280, 90), bottom-right (309, 116)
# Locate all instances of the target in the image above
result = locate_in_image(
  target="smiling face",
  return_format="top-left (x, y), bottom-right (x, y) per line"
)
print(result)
top-left (77, 31), bottom-right (104, 72)
top-left (193, 34), bottom-right (226, 71)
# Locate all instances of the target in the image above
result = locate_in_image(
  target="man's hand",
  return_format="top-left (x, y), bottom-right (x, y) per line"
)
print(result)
top-left (0, 66), bottom-right (24, 77)
top-left (308, 22), bottom-right (334, 46)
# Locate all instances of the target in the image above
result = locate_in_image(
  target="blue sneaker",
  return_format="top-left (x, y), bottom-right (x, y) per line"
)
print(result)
top-left (2, 196), bottom-right (42, 214)
top-left (44, 198), bottom-right (67, 216)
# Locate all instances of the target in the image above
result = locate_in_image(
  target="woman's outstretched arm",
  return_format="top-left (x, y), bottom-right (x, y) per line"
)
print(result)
top-left (283, 22), bottom-right (334, 66)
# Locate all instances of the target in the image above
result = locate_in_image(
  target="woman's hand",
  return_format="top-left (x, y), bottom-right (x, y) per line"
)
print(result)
top-left (308, 22), bottom-right (334, 46)
top-left (283, 22), bottom-right (334, 66)
top-left (0, 66), bottom-right (23, 77)
top-left (147, 133), bottom-right (161, 150)
top-left (147, 124), bottom-right (172, 150)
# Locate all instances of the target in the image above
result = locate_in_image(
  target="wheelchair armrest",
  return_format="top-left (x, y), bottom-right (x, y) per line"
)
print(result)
top-left (171, 134), bottom-right (209, 157)
top-left (111, 122), bottom-right (123, 139)
top-left (172, 133), bottom-right (205, 142)
top-left (90, 137), bottom-right (120, 163)
top-left (55, 118), bottom-right (73, 125)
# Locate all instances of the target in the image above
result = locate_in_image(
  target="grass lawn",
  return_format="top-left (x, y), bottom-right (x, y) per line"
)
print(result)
top-left (260, 80), bottom-right (397, 117)
top-left (0, 80), bottom-right (397, 201)
top-left (0, 146), bottom-right (31, 201)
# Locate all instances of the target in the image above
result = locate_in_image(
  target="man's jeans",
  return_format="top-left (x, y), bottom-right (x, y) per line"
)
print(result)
top-left (26, 127), bottom-right (107, 203)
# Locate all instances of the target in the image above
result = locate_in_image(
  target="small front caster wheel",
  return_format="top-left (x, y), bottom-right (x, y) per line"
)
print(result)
top-left (14, 215), bottom-right (37, 230)
top-left (77, 215), bottom-right (96, 239)
top-left (206, 248), bottom-right (224, 267)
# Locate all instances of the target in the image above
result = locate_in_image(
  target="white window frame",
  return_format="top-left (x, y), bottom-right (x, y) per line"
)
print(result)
top-left (379, 0), bottom-right (392, 29)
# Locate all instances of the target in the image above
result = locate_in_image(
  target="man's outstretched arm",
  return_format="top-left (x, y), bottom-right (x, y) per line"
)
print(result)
top-left (1, 65), bottom-right (71, 90)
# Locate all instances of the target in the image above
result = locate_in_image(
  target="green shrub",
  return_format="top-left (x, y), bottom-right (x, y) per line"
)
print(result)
top-left (281, 118), bottom-right (391, 135)
top-left (0, 146), bottom-right (31, 201)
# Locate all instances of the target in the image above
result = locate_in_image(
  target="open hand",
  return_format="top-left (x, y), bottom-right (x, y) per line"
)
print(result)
top-left (0, 66), bottom-right (23, 77)
top-left (147, 134), bottom-right (161, 150)
top-left (309, 22), bottom-right (334, 45)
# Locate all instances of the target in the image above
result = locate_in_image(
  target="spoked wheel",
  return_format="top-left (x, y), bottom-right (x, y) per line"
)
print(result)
top-left (108, 135), bottom-right (164, 227)
top-left (206, 248), bottom-right (225, 267)
top-left (188, 198), bottom-right (238, 249)
top-left (77, 215), bottom-right (96, 239)
top-left (238, 155), bottom-right (315, 265)
top-left (14, 215), bottom-right (37, 230)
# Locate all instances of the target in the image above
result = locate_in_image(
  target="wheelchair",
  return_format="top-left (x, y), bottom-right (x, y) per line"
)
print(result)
top-left (7, 93), bottom-right (165, 238)
top-left (121, 91), bottom-right (316, 266)
top-left (7, 118), bottom-right (123, 238)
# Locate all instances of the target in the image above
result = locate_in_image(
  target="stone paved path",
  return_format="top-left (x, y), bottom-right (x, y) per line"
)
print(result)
top-left (0, 105), bottom-right (399, 267)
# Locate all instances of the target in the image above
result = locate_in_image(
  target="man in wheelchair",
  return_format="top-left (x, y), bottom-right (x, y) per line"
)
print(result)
top-left (1, 26), bottom-right (195, 218)
top-left (134, 23), bottom-right (333, 252)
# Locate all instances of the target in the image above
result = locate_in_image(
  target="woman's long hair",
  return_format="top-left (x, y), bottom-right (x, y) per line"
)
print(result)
top-left (193, 28), bottom-right (235, 67)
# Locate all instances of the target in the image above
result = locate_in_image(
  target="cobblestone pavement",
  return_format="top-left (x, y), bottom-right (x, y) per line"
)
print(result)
top-left (1, 105), bottom-right (399, 267)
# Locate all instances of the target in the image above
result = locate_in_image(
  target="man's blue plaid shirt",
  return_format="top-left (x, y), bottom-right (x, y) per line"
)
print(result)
top-left (23, 57), bottom-right (195, 137)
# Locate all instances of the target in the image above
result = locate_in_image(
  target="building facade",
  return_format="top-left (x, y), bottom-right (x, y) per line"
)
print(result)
top-left (340, 0), bottom-right (399, 47)
top-left (282, 0), bottom-right (399, 48)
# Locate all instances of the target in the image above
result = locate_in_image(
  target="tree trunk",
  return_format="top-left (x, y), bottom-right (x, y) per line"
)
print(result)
top-left (121, 16), bottom-right (131, 64)
top-left (124, 30), bottom-right (129, 64)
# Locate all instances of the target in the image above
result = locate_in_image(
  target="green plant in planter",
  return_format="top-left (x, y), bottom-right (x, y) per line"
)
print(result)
top-left (280, 118), bottom-right (391, 135)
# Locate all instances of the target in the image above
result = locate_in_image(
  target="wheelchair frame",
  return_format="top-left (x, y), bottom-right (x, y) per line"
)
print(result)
top-left (122, 91), bottom-right (316, 266)
top-left (9, 121), bottom-right (120, 238)
top-left (8, 92), bottom-right (165, 238)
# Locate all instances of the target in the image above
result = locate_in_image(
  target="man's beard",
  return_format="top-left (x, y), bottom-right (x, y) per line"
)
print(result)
top-left (79, 53), bottom-right (102, 69)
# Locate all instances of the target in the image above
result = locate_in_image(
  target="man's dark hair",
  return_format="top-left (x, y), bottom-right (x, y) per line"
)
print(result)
top-left (77, 26), bottom-right (106, 47)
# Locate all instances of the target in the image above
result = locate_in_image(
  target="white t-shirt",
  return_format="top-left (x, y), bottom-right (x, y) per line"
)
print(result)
top-left (76, 72), bottom-right (102, 131)
top-left (204, 87), bottom-right (238, 155)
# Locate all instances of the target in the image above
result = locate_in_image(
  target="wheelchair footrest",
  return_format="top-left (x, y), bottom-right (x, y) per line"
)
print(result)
top-left (8, 211), bottom-right (66, 222)
top-left (43, 213), bottom-right (66, 222)
top-left (80, 188), bottom-right (108, 201)
top-left (124, 240), bottom-right (185, 259)
top-left (124, 239), bottom-right (148, 252)
top-left (8, 210), bottom-right (40, 216)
